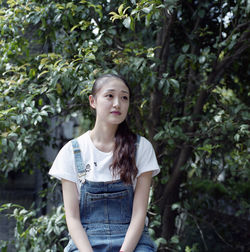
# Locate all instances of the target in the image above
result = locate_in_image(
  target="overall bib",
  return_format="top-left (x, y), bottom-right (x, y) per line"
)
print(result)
top-left (64, 139), bottom-right (157, 252)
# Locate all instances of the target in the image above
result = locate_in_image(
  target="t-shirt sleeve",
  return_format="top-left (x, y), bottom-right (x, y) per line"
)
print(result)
top-left (48, 141), bottom-right (78, 183)
top-left (136, 136), bottom-right (160, 177)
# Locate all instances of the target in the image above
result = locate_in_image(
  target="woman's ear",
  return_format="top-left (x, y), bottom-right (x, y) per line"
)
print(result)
top-left (89, 95), bottom-right (96, 109)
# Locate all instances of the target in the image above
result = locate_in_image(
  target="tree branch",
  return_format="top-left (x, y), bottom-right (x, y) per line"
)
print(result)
top-left (159, 23), bottom-right (250, 236)
top-left (148, 10), bottom-right (175, 148)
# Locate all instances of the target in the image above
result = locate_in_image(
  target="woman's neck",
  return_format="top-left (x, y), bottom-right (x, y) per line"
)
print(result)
top-left (90, 123), bottom-right (118, 152)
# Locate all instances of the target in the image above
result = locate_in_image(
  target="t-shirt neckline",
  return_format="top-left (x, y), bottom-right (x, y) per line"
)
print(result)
top-left (87, 130), bottom-right (113, 155)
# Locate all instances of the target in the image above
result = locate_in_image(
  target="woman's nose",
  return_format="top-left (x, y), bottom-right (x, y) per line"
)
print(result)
top-left (113, 97), bottom-right (120, 108)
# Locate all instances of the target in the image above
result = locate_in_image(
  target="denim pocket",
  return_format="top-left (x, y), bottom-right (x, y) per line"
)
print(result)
top-left (84, 189), bottom-right (132, 224)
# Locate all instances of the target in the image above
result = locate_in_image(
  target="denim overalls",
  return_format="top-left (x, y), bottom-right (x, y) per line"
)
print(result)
top-left (64, 138), bottom-right (157, 252)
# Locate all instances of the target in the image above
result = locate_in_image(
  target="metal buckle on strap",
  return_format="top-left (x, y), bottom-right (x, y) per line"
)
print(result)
top-left (73, 149), bottom-right (81, 153)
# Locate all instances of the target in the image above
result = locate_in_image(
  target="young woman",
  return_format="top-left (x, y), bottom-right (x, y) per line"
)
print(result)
top-left (49, 74), bottom-right (160, 252)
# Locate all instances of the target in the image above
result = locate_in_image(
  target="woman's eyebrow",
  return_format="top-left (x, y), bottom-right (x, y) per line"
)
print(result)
top-left (104, 89), bottom-right (129, 94)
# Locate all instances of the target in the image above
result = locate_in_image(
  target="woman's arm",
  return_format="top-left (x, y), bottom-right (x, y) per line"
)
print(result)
top-left (61, 179), bottom-right (93, 252)
top-left (120, 171), bottom-right (153, 252)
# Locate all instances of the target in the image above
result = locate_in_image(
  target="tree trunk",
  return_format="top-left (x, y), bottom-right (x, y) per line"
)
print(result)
top-left (150, 6), bottom-right (250, 248)
top-left (159, 26), bottom-right (250, 243)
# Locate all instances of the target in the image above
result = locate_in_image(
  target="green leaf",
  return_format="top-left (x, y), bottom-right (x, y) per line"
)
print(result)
top-left (142, 6), bottom-right (152, 14)
top-left (70, 24), bottom-right (80, 32)
top-left (154, 131), bottom-right (165, 140)
top-left (171, 203), bottom-right (180, 210)
top-left (170, 235), bottom-right (179, 244)
top-left (118, 4), bottom-right (124, 15)
top-left (169, 78), bottom-right (179, 90)
top-left (54, 13), bottom-right (62, 23)
top-left (146, 12), bottom-right (153, 27)
top-left (199, 55), bottom-right (206, 64)
top-left (155, 237), bottom-right (167, 247)
top-left (182, 44), bottom-right (190, 53)
top-left (123, 17), bottom-right (131, 29)
top-left (175, 54), bottom-right (186, 69)
top-left (163, 80), bottom-right (170, 95)
top-left (234, 133), bottom-right (240, 142)
top-left (198, 9), bottom-right (205, 18)
top-left (130, 16), bottom-right (135, 31)
top-left (158, 79), bottom-right (165, 89)
top-left (8, 140), bottom-right (15, 150)
top-left (37, 71), bottom-right (48, 79)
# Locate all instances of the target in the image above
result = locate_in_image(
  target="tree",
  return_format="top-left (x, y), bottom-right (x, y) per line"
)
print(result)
top-left (0, 0), bottom-right (249, 251)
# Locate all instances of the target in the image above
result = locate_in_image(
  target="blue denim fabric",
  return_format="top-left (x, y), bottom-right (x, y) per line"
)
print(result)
top-left (64, 139), bottom-right (157, 252)
top-left (81, 180), bottom-right (134, 225)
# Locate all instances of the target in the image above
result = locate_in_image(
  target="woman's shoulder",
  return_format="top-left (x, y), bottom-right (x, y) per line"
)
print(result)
top-left (137, 134), bottom-right (153, 149)
top-left (135, 134), bottom-right (160, 177)
top-left (70, 131), bottom-right (90, 146)
top-left (58, 131), bottom-right (90, 154)
top-left (72, 130), bottom-right (89, 142)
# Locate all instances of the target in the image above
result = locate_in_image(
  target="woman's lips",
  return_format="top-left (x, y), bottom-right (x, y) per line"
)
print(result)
top-left (111, 111), bottom-right (121, 115)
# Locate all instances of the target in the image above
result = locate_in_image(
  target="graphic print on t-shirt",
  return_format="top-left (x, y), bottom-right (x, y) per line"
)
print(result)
top-left (85, 164), bottom-right (91, 172)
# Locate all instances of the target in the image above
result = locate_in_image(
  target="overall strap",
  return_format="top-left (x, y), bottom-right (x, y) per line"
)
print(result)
top-left (71, 139), bottom-right (86, 183)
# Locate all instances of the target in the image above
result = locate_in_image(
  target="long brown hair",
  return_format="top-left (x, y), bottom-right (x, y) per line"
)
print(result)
top-left (91, 74), bottom-right (138, 184)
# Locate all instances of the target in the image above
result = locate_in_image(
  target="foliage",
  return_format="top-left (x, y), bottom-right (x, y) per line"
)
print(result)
top-left (0, 0), bottom-right (250, 251)
top-left (178, 179), bottom-right (250, 251)
top-left (0, 203), bottom-right (67, 251)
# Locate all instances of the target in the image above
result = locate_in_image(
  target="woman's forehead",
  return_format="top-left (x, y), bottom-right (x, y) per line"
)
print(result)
top-left (98, 77), bottom-right (129, 93)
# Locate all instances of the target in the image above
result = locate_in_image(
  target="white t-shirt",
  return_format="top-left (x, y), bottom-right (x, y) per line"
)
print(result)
top-left (49, 131), bottom-right (160, 193)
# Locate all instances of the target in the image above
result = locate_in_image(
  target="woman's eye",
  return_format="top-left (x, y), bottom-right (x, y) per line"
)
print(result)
top-left (122, 96), bottom-right (128, 100)
top-left (106, 94), bottom-right (113, 98)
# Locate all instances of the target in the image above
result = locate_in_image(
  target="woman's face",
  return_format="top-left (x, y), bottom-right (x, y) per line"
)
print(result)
top-left (89, 77), bottom-right (130, 126)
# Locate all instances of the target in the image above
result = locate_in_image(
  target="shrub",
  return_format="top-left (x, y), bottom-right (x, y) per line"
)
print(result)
top-left (0, 203), bottom-right (68, 252)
